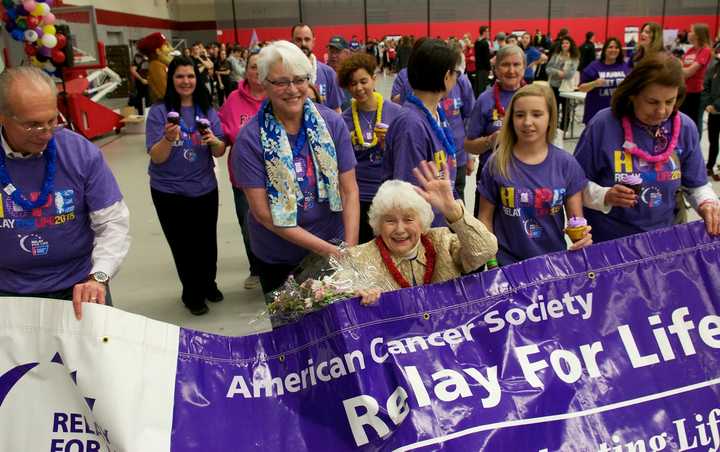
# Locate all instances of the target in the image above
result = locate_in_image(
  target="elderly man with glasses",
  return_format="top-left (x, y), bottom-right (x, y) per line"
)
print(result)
top-left (0, 66), bottom-right (130, 320)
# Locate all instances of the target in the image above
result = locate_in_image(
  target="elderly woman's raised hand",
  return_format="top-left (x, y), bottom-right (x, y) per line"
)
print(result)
top-left (412, 161), bottom-right (463, 223)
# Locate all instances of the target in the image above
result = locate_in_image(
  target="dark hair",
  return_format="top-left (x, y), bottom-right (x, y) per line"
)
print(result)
top-left (337, 53), bottom-right (377, 88)
top-left (407, 39), bottom-right (460, 93)
top-left (611, 54), bottom-right (686, 118)
top-left (554, 36), bottom-right (580, 59)
top-left (479, 26), bottom-right (489, 35)
top-left (599, 37), bottom-right (624, 65)
top-left (291, 23), bottom-right (313, 37)
top-left (163, 56), bottom-right (211, 115)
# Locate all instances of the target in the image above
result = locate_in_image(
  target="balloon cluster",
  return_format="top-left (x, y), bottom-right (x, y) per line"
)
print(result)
top-left (2, 0), bottom-right (66, 75)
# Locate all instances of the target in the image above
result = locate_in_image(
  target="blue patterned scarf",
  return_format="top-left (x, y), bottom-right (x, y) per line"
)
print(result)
top-left (259, 98), bottom-right (342, 227)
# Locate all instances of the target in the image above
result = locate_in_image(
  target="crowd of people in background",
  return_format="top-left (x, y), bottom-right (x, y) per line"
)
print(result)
top-left (8, 19), bottom-right (719, 318)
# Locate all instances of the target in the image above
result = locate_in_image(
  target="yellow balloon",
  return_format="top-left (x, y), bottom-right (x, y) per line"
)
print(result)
top-left (31, 3), bottom-right (49, 17)
top-left (42, 25), bottom-right (56, 36)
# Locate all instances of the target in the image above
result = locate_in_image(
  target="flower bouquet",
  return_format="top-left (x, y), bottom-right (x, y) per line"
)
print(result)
top-left (260, 244), bottom-right (389, 327)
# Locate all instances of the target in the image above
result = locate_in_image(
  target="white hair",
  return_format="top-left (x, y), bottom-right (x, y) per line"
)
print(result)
top-left (368, 180), bottom-right (434, 236)
top-left (0, 66), bottom-right (57, 115)
top-left (257, 40), bottom-right (312, 83)
top-left (495, 44), bottom-right (527, 66)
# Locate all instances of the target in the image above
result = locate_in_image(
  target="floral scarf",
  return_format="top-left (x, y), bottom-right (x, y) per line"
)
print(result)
top-left (260, 98), bottom-right (342, 227)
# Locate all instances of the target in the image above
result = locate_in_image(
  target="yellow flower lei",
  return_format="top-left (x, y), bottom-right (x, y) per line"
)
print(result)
top-left (351, 92), bottom-right (384, 148)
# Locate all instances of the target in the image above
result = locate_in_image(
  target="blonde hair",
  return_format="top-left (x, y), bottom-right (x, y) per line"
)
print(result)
top-left (491, 83), bottom-right (557, 179)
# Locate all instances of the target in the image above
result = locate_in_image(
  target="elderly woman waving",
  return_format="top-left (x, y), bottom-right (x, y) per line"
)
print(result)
top-left (350, 161), bottom-right (498, 304)
top-left (232, 41), bottom-right (360, 296)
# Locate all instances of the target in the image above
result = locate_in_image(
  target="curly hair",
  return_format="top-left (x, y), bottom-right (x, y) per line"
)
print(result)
top-left (337, 53), bottom-right (377, 89)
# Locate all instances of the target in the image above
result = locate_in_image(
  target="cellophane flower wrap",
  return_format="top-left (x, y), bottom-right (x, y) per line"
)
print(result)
top-left (260, 244), bottom-right (388, 326)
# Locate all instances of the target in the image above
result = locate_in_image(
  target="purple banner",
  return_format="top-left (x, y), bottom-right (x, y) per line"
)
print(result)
top-left (171, 221), bottom-right (720, 451)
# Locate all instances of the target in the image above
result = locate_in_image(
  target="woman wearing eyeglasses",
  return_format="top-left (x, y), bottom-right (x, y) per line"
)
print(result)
top-left (383, 38), bottom-right (462, 226)
top-left (231, 41), bottom-right (359, 297)
top-left (146, 56), bottom-right (226, 316)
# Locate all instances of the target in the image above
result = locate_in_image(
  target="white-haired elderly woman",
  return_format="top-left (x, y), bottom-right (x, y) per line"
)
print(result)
top-left (232, 40), bottom-right (360, 297)
top-left (350, 161), bottom-right (498, 305)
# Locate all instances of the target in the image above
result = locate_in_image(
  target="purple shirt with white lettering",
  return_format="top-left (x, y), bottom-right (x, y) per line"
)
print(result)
top-left (315, 62), bottom-right (343, 110)
top-left (0, 128), bottom-right (123, 293)
top-left (441, 73), bottom-right (475, 167)
top-left (233, 104), bottom-right (357, 265)
top-left (574, 108), bottom-right (706, 242)
top-left (383, 101), bottom-right (458, 227)
top-left (342, 99), bottom-right (402, 201)
top-left (467, 86), bottom-right (516, 171)
top-left (580, 60), bottom-right (630, 124)
top-left (145, 104), bottom-right (223, 197)
top-left (478, 145), bottom-right (587, 265)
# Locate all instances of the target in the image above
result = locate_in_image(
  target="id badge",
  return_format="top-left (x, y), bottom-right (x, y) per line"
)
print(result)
top-left (294, 157), bottom-right (305, 181)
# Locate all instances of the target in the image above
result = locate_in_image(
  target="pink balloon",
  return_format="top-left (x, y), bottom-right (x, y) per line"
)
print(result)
top-left (43, 13), bottom-right (55, 25)
top-left (23, 0), bottom-right (37, 14)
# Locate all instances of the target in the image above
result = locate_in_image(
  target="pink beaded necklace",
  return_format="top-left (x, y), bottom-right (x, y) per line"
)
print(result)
top-left (621, 113), bottom-right (681, 163)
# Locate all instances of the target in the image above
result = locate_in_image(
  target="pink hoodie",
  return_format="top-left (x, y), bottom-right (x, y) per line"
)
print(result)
top-left (218, 79), bottom-right (265, 186)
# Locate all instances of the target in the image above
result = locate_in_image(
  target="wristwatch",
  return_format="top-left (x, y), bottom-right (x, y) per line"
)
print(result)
top-left (89, 271), bottom-right (110, 285)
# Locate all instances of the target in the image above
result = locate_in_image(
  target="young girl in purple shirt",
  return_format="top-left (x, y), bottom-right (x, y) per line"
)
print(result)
top-left (477, 84), bottom-right (593, 266)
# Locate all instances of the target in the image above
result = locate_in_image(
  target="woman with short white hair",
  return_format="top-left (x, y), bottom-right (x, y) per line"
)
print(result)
top-left (349, 161), bottom-right (497, 304)
top-left (232, 40), bottom-right (360, 296)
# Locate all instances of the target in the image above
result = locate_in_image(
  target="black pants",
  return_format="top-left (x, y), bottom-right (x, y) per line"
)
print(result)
top-left (708, 113), bottom-right (720, 171)
top-left (255, 259), bottom-right (297, 301)
top-left (455, 164), bottom-right (467, 205)
top-left (151, 187), bottom-right (219, 309)
top-left (232, 186), bottom-right (260, 276)
top-left (0, 286), bottom-right (113, 306)
top-left (359, 200), bottom-right (375, 244)
top-left (552, 86), bottom-right (569, 131)
top-left (681, 92), bottom-right (703, 135)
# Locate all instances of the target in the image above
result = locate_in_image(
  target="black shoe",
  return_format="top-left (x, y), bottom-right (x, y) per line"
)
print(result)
top-left (206, 285), bottom-right (224, 303)
top-left (187, 303), bottom-right (209, 316)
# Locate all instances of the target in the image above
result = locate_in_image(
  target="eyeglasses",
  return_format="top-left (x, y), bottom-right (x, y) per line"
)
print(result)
top-left (265, 76), bottom-right (310, 90)
top-left (11, 116), bottom-right (63, 135)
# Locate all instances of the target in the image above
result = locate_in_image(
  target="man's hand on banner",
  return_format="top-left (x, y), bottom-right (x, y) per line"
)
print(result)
top-left (72, 281), bottom-right (107, 320)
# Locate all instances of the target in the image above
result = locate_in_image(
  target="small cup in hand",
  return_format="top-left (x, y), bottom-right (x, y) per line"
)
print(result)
top-left (167, 111), bottom-right (180, 125)
top-left (196, 118), bottom-right (211, 135)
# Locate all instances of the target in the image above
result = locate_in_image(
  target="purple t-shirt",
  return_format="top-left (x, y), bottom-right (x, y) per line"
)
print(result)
top-left (467, 86), bottom-right (516, 170)
top-left (574, 108), bottom-right (707, 242)
top-left (0, 128), bottom-right (123, 293)
top-left (478, 145), bottom-right (587, 265)
top-left (580, 60), bottom-right (630, 124)
top-left (145, 104), bottom-right (223, 197)
top-left (315, 62), bottom-right (343, 110)
top-left (232, 104), bottom-right (357, 265)
top-left (383, 101), bottom-right (458, 227)
top-left (391, 69), bottom-right (411, 104)
top-left (441, 74), bottom-right (475, 167)
top-left (341, 99), bottom-right (402, 202)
